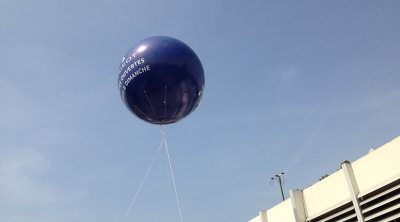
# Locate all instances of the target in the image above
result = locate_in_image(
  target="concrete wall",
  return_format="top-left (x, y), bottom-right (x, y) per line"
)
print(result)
top-left (247, 135), bottom-right (400, 222)
top-left (266, 199), bottom-right (296, 222)
top-left (248, 215), bottom-right (261, 222)
top-left (352, 136), bottom-right (400, 197)
top-left (248, 211), bottom-right (267, 222)
top-left (302, 169), bottom-right (351, 219)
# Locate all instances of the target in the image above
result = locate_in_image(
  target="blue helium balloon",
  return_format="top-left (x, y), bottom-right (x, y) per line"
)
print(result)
top-left (117, 36), bottom-right (205, 124)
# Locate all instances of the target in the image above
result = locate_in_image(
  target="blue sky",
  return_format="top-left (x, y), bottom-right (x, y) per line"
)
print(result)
top-left (1, 1), bottom-right (400, 221)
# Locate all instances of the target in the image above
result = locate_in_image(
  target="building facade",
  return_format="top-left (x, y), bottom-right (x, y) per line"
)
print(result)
top-left (249, 136), bottom-right (400, 222)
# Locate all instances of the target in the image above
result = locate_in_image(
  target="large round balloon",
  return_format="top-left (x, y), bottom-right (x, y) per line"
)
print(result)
top-left (117, 36), bottom-right (205, 124)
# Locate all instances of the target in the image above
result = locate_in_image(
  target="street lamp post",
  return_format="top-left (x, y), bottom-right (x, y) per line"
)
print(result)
top-left (271, 172), bottom-right (285, 201)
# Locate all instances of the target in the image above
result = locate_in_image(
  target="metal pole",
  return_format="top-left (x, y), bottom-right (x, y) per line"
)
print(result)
top-left (277, 175), bottom-right (285, 201)
top-left (271, 172), bottom-right (285, 202)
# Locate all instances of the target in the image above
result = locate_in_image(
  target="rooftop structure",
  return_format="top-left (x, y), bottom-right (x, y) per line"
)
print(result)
top-left (249, 135), bottom-right (400, 222)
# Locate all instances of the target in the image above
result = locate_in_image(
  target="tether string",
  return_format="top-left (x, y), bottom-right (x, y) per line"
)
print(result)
top-left (134, 105), bottom-right (153, 123)
top-left (123, 139), bottom-right (164, 220)
top-left (143, 90), bottom-right (158, 122)
top-left (170, 92), bottom-right (187, 123)
top-left (144, 90), bottom-right (164, 132)
top-left (134, 104), bottom-right (164, 134)
top-left (124, 92), bottom-right (184, 222)
top-left (164, 85), bottom-right (167, 123)
top-left (164, 134), bottom-right (184, 222)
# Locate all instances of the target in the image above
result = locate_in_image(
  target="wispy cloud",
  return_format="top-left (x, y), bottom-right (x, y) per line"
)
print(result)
top-left (0, 149), bottom-right (84, 221)
top-left (284, 112), bottom-right (327, 174)
top-left (0, 150), bottom-right (52, 204)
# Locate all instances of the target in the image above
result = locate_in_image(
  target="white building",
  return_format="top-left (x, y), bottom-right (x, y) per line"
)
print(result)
top-left (249, 136), bottom-right (400, 222)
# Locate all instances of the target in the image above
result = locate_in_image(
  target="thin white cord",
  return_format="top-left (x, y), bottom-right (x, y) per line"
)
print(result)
top-left (164, 137), bottom-right (183, 222)
top-left (134, 104), bottom-right (164, 134)
top-left (143, 90), bottom-right (165, 132)
top-left (123, 139), bottom-right (165, 220)
top-left (165, 150), bottom-right (175, 222)
top-left (123, 124), bottom-right (183, 221)
top-left (170, 92), bottom-right (186, 122)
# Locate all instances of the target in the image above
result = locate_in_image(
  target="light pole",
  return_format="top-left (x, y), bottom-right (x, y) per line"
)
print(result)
top-left (271, 172), bottom-right (285, 201)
